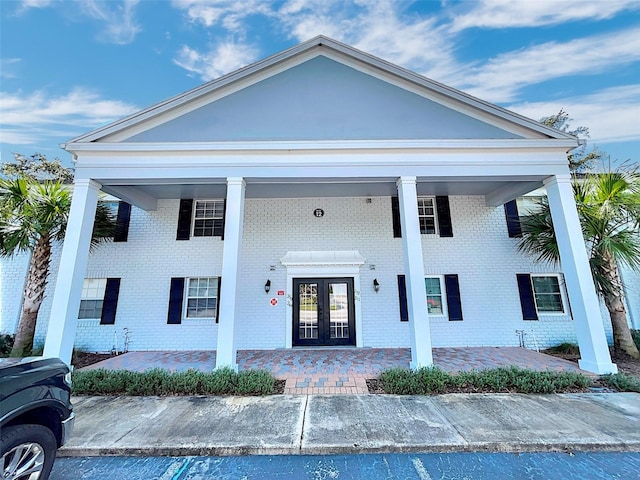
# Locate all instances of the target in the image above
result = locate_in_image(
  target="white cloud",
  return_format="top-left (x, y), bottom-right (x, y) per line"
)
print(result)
top-left (508, 85), bottom-right (640, 144)
top-left (0, 58), bottom-right (21, 79)
top-left (449, 0), bottom-right (640, 32)
top-left (79, 0), bottom-right (141, 45)
top-left (171, 0), bottom-right (272, 32)
top-left (173, 41), bottom-right (259, 81)
top-left (455, 28), bottom-right (640, 103)
top-left (0, 88), bottom-right (138, 147)
top-left (277, 0), bottom-right (461, 81)
top-left (15, 0), bottom-right (51, 14)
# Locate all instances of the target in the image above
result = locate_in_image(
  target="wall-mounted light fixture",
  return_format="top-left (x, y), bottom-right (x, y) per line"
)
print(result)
top-left (373, 278), bottom-right (380, 293)
top-left (265, 279), bottom-right (271, 294)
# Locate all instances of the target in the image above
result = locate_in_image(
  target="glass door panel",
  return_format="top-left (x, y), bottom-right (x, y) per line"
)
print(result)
top-left (328, 283), bottom-right (349, 339)
top-left (293, 278), bottom-right (355, 346)
top-left (298, 282), bottom-right (318, 339)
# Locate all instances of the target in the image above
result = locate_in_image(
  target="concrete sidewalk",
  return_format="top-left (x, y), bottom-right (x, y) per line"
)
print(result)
top-left (59, 393), bottom-right (640, 457)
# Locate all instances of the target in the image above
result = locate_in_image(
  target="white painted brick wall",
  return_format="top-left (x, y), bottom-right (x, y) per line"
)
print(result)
top-left (1, 195), bottom-right (621, 353)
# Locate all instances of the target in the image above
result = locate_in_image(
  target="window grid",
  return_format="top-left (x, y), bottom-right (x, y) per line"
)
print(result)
top-left (186, 277), bottom-right (218, 319)
top-left (532, 275), bottom-right (564, 313)
top-left (299, 283), bottom-right (318, 339)
top-left (329, 283), bottom-right (349, 339)
top-left (193, 200), bottom-right (224, 237)
top-left (424, 277), bottom-right (444, 315)
top-left (79, 278), bottom-right (107, 319)
top-left (417, 197), bottom-right (437, 234)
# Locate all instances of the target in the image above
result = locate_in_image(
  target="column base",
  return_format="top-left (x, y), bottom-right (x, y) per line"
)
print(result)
top-left (578, 358), bottom-right (618, 375)
top-left (215, 362), bottom-right (239, 372)
top-left (410, 359), bottom-right (434, 370)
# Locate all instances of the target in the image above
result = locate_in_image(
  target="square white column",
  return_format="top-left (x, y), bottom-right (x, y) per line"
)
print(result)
top-left (544, 175), bottom-right (617, 374)
top-left (397, 176), bottom-right (433, 369)
top-left (44, 179), bottom-right (101, 365)
top-left (215, 177), bottom-right (246, 370)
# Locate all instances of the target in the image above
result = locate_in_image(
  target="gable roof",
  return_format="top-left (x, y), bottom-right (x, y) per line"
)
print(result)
top-left (64, 35), bottom-right (576, 146)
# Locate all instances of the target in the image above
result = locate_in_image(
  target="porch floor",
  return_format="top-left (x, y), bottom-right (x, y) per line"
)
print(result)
top-left (79, 347), bottom-right (585, 394)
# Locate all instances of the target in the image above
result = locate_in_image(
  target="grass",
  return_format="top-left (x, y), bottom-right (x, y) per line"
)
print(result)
top-left (72, 367), bottom-right (277, 396)
top-left (379, 366), bottom-right (595, 395)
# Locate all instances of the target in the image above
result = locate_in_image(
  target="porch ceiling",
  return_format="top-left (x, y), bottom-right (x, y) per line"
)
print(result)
top-left (101, 176), bottom-right (545, 210)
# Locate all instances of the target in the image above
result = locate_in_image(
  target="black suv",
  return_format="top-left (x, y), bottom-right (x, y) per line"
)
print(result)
top-left (1, 357), bottom-right (74, 480)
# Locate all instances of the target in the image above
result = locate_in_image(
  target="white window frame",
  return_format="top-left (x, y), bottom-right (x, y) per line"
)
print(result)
top-left (184, 277), bottom-right (219, 320)
top-left (531, 274), bottom-right (566, 315)
top-left (516, 196), bottom-right (545, 216)
top-left (417, 197), bottom-right (438, 235)
top-left (192, 199), bottom-right (224, 237)
top-left (78, 278), bottom-right (107, 319)
top-left (424, 275), bottom-right (447, 317)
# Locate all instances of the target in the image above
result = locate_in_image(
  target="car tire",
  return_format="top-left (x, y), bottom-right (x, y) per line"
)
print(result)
top-left (1, 424), bottom-right (57, 480)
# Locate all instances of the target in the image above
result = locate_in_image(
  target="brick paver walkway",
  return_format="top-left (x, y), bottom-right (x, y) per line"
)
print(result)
top-left (80, 347), bottom-right (585, 394)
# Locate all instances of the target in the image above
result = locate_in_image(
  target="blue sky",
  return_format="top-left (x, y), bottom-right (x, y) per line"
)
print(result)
top-left (1, 0), bottom-right (639, 168)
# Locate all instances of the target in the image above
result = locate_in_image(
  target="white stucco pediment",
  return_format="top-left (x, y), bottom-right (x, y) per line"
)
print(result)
top-left (280, 250), bottom-right (366, 267)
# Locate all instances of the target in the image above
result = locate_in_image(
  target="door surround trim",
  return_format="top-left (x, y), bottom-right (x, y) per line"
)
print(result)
top-left (281, 251), bottom-right (364, 348)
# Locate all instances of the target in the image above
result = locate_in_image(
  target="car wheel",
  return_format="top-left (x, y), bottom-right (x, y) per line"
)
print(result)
top-left (1, 424), bottom-right (57, 480)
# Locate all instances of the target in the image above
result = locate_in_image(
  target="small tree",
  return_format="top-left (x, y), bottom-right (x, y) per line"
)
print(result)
top-left (0, 154), bottom-right (115, 356)
top-left (539, 109), bottom-right (603, 173)
top-left (518, 166), bottom-right (640, 359)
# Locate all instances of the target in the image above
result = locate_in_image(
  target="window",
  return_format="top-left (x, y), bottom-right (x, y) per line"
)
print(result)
top-left (532, 275), bottom-right (564, 313)
top-left (516, 196), bottom-right (545, 216)
top-left (186, 277), bottom-right (219, 318)
top-left (424, 277), bottom-right (444, 315)
top-left (417, 197), bottom-right (438, 234)
top-left (193, 200), bottom-right (224, 237)
top-left (79, 278), bottom-right (107, 319)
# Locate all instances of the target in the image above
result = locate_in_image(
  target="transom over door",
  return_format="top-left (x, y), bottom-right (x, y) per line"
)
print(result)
top-left (293, 278), bottom-right (355, 346)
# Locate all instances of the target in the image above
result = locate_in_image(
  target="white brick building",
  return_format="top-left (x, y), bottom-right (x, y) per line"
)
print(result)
top-left (2, 36), bottom-right (628, 374)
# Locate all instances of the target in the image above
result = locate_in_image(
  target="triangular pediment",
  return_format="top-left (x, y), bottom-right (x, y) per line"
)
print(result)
top-left (125, 56), bottom-right (518, 142)
top-left (67, 36), bottom-right (574, 145)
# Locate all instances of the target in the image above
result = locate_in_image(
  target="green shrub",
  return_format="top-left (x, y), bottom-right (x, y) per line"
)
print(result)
top-left (632, 329), bottom-right (640, 351)
top-left (0, 335), bottom-right (14, 357)
top-left (379, 366), bottom-right (592, 395)
top-left (600, 373), bottom-right (640, 393)
top-left (72, 367), bottom-right (278, 396)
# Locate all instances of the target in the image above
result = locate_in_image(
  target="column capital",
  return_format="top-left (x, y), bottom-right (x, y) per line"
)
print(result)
top-left (74, 178), bottom-right (102, 190)
top-left (543, 174), bottom-right (572, 187)
top-left (226, 177), bottom-right (246, 187)
top-left (396, 176), bottom-right (417, 187)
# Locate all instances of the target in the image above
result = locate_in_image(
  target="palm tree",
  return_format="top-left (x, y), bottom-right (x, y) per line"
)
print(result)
top-left (518, 168), bottom-right (640, 359)
top-left (0, 177), bottom-right (116, 356)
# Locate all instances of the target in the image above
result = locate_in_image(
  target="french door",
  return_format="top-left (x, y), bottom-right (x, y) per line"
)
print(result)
top-left (293, 277), bottom-right (355, 346)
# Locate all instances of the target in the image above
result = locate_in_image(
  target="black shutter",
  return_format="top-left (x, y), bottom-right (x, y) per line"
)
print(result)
top-left (397, 275), bottom-right (408, 321)
top-left (219, 199), bottom-right (227, 240)
top-left (113, 202), bottom-right (131, 242)
top-left (176, 199), bottom-right (193, 241)
top-left (216, 277), bottom-right (222, 323)
top-left (436, 196), bottom-right (453, 237)
top-left (444, 274), bottom-right (463, 321)
top-left (391, 196), bottom-right (402, 238)
top-left (517, 274), bottom-right (538, 320)
top-left (504, 200), bottom-right (522, 238)
top-left (100, 278), bottom-right (121, 325)
top-left (167, 277), bottom-right (185, 324)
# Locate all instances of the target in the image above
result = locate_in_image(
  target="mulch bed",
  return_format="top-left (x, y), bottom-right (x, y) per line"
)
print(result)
top-left (72, 352), bottom-right (115, 369)
top-left (544, 348), bottom-right (640, 379)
